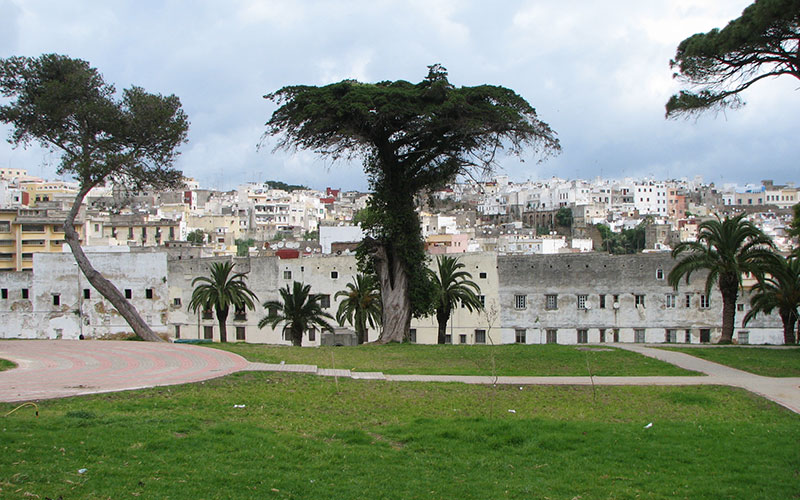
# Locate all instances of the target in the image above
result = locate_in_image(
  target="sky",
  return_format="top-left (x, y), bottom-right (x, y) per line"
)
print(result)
top-left (0, 0), bottom-right (798, 192)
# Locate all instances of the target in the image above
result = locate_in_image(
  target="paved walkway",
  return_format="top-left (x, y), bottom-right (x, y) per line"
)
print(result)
top-left (1, 340), bottom-right (799, 414)
top-left (0, 340), bottom-right (249, 403)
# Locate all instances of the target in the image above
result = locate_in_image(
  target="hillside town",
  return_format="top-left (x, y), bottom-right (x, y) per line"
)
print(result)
top-left (0, 167), bottom-right (795, 345)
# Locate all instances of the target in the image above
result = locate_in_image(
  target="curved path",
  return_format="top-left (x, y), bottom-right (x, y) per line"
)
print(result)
top-left (0, 340), bottom-right (249, 403)
top-left (1, 341), bottom-right (798, 415)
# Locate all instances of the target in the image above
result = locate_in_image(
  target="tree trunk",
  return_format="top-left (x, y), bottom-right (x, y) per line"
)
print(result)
top-left (355, 317), bottom-right (366, 344)
top-left (291, 325), bottom-right (303, 346)
top-left (436, 306), bottom-right (450, 344)
top-left (217, 307), bottom-right (229, 343)
top-left (779, 309), bottom-right (798, 345)
top-left (718, 275), bottom-right (739, 344)
top-left (369, 240), bottom-right (411, 344)
top-left (64, 185), bottom-right (164, 342)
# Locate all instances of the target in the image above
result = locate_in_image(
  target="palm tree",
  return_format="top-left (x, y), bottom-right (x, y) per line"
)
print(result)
top-left (429, 255), bottom-right (483, 345)
top-left (668, 214), bottom-right (774, 344)
top-left (335, 274), bottom-right (381, 344)
top-left (743, 253), bottom-right (800, 344)
top-left (189, 261), bottom-right (258, 343)
top-left (259, 281), bottom-right (335, 346)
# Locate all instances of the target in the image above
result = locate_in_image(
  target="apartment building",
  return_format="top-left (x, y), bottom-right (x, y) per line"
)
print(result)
top-left (0, 208), bottom-right (84, 271)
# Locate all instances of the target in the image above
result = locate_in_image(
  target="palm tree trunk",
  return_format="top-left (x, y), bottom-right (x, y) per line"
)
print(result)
top-left (780, 309), bottom-right (798, 345)
top-left (291, 325), bottom-right (303, 346)
top-left (356, 317), bottom-right (366, 344)
top-left (64, 184), bottom-right (163, 342)
top-left (436, 307), bottom-right (450, 345)
top-left (217, 307), bottom-right (229, 343)
top-left (719, 276), bottom-right (738, 344)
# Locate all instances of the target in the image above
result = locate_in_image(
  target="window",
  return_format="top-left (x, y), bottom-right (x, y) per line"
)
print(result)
top-left (546, 329), bottom-right (558, 344)
top-left (444, 334), bottom-right (452, 344)
top-left (577, 329), bottom-right (588, 344)
top-left (459, 334), bottom-right (467, 344)
top-left (613, 329), bottom-right (620, 342)
top-left (283, 270), bottom-right (292, 280)
top-left (514, 294), bottom-right (526, 310)
top-left (21, 223), bottom-right (44, 232)
top-left (1, 288), bottom-right (6, 299)
top-left (145, 288), bottom-right (154, 299)
top-left (515, 329), bottom-right (526, 344)
top-left (0, 221), bottom-right (9, 232)
top-left (475, 329), bottom-right (486, 344)
top-left (84, 289), bottom-right (91, 299)
top-left (234, 305), bottom-right (247, 321)
top-left (577, 294), bottom-right (587, 310)
top-left (598, 328), bottom-right (606, 343)
top-left (169, 227), bottom-right (175, 239)
top-left (479, 272), bottom-right (487, 279)
top-left (634, 294), bottom-right (645, 308)
top-left (665, 329), bottom-right (677, 343)
top-left (330, 271), bottom-right (338, 279)
top-left (319, 294), bottom-right (330, 309)
top-left (700, 295), bottom-right (710, 308)
top-left (685, 329), bottom-right (692, 343)
top-left (408, 328), bottom-right (417, 343)
top-left (174, 325), bottom-right (181, 339)
top-left (656, 269), bottom-right (664, 280)
top-left (685, 294), bottom-right (692, 308)
top-left (125, 289), bottom-right (132, 299)
top-left (545, 294), bottom-right (558, 310)
top-left (21, 288), bottom-right (29, 299)
top-left (737, 303), bottom-right (744, 312)
top-left (52, 294), bottom-right (60, 306)
top-left (613, 294), bottom-right (619, 306)
top-left (202, 309), bottom-right (213, 320)
top-left (634, 329), bottom-right (646, 343)
top-left (665, 294), bottom-right (676, 309)
top-left (94, 223), bottom-right (100, 232)
top-left (173, 297), bottom-right (181, 306)
top-left (128, 227), bottom-right (134, 240)
top-left (308, 328), bottom-right (316, 342)
top-left (236, 326), bottom-right (246, 341)
top-left (203, 326), bottom-right (213, 339)
top-left (599, 294), bottom-right (606, 309)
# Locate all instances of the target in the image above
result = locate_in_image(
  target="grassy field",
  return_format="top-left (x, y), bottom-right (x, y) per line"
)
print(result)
top-left (1, 372), bottom-right (797, 499)
top-left (0, 358), bottom-right (15, 371)
top-left (661, 346), bottom-right (800, 377)
top-left (215, 343), bottom-right (698, 376)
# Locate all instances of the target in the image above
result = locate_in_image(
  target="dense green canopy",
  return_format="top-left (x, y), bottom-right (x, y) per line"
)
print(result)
top-left (666, 0), bottom-right (800, 117)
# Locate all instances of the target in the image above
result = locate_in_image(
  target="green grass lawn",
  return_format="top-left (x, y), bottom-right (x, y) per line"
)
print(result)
top-left (661, 346), bottom-right (800, 377)
top-left (0, 358), bottom-right (16, 371)
top-left (215, 343), bottom-right (698, 376)
top-left (1, 372), bottom-right (796, 499)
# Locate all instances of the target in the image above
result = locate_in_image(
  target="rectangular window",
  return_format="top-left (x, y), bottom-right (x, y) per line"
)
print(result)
top-left (665, 294), bottom-right (676, 309)
top-left (0, 221), bottom-right (9, 232)
top-left (128, 227), bottom-right (134, 240)
top-left (125, 289), bottom-right (132, 299)
top-left (234, 305), bottom-right (247, 321)
top-left (319, 294), bottom-right (330, 309)
top-left (202, 309), bottom-right (213, 320)
top-left (308, 329), bottom-right (316, 342)
top-left (599, 294), bottom-right (606, 309)
top-left (169, 227), bottom-right (175, 239)
top-left (204, 325), bottom-right (213, 340)
top-left (479, 272), bottom-right (487, 279)
top-left (444, 334), bottom-right (452, 344)
top-left (1, 288), bottom-right (7, 299)
top-left (173, 297), bottom-right (181, 306)
top-left (634, 329), bottom-right (646, 343)
top-left (665, 329), bottom-right (676, 343)
top-left (145, 288), bottom-right (154, 299)
top-left (685, 329), bottom-right (692, 343)
top-left (577, 329), bottom-right (588, 344)
top-left (84, 288), bottom-right (91, 299)
top-left (21, 288), bottom-right (29, 299)
top-left (577, 294), bottom-right (587, 310)
top-left (475, 329), bottom-right (486, 344)
top-left (634, 294), bottom-right (646, 308)
top-left (236, 326), bottom-right (246, 341)
top-left (408, 328), bottom-right (417, 343)
top-left (656, 269), bottom-right (664, 280)
top-left (685, 294), bottom-right (692, 308)
top-left (283, 270), bottom-right (292, 280)
top-left (514, 294), bottom-right (526, 310)
top-left (459, 334), bottom-right (467, 344)
top-left (330, 271), bottom-right (338, 279)
top-left (52, 294), bottom-right (60, 306)
top-left (598, 328), bottom-right (606, 343)
top-left (546, 329), bottom-right (558, 344)
top-left (545, 294), bottom-right (558, 310)
top-left (174, 325), bottom-right (181, 339)
top-left (515, 329), bottom-right (526, 344)
top-left (21, 223), bottom-right (45, 232)
top-left (700, 295), bottom-right (710, 308)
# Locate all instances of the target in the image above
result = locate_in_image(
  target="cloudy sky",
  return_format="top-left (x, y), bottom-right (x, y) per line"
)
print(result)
top-left (0, 0), bottom-right (797, 192)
